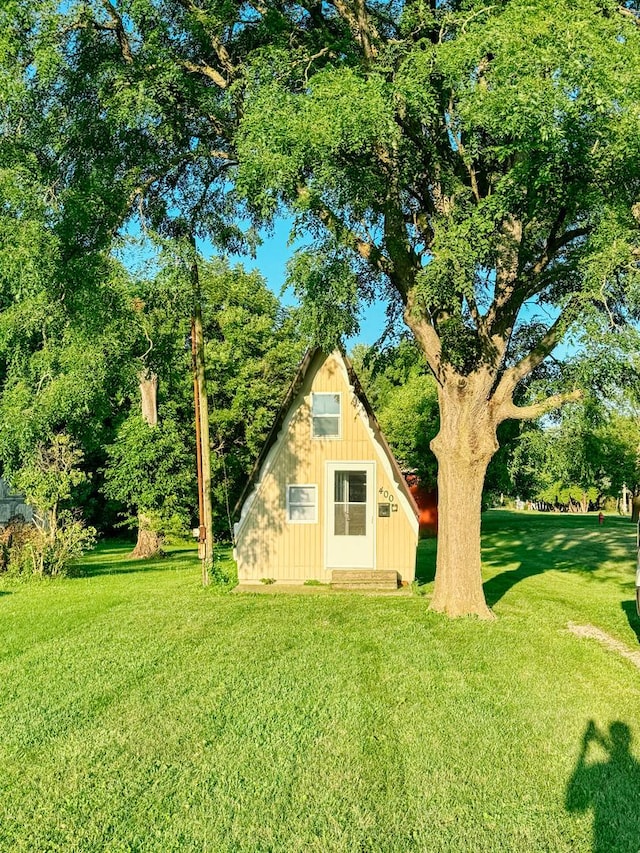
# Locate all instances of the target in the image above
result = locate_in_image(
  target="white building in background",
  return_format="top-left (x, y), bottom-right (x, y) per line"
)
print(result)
top-left (0, 478), bottom-right (33, 526)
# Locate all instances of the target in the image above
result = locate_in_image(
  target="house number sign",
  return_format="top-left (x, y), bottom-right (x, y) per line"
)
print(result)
top-left (378, 487), bottom-right (399, 513)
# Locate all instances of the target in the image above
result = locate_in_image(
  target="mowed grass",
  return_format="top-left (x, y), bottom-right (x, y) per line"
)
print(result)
top-left (1, 512), bottom-right (639, 852)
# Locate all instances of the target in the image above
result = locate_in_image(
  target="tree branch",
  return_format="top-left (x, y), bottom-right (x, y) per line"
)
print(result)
top-left (297, 186), bottom-right (392, 275)
top-left (619, 7), bottom-right (640, 25)
top-left (466, 290), bottom-right (483, 329)
top-left (246, 0), bottom-right (268, 16)
top-left (208, 149), bottom-right (236, 162)
top-left (460, 5), bottom-right (500, 32)
top-left (381, 194), bottom-right (419, 300)
top-left (302, 47), bottom-right (332, 83)
top-left (498, 389), bottom-right (582, 422)
top-left (101, 1), bottom-right (134, 64)
top-left (484, 216), bottom-right (524, 337)
top-left (493, 308), bottom-right (572, 406)
top-left (174, 0), bottom-right (236, 77)
top-left (404, 291), bottom-right (443, 385)
top-left (486, 220), bottom-right (588, 338)
top-left (181, 59), bottom-right (228, 89)
top-left (328, 0), bottom-right (380, 60)
top-left (446, 95), bottom-right (481, 202)
top-left (531, 226), bottom-right (590, 276)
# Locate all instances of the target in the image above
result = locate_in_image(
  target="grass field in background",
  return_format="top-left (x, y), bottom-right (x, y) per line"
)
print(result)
top-left (1, 511), bottom-right (639, 852)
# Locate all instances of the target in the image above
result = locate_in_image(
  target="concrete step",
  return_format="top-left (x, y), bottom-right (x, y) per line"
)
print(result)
top-left (331, 569), bottom-right (399, 590)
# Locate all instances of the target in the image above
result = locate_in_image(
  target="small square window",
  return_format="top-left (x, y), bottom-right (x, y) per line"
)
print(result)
top-left (311, 393), bottom-right (341, 438)
top-left (287, 484), bottom-right (317, 523)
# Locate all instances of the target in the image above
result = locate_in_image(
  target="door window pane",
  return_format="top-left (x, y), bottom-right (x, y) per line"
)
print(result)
top-left (335, 471), bottom-right (348, 503)
top-left (335, 471), bottom-right (367, 502)
top-left (348, 473), bottom-right (367, 503)
top-left (333, 471), bottom-right (367, 536)
top-left (347, 504), bottom-right (366, 535)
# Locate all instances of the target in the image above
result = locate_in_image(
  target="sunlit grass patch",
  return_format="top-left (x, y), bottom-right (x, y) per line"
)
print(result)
top-left (0, 513), bottom-right (639, 852)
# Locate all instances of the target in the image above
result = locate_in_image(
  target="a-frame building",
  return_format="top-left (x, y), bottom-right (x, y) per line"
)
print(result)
top-left (234, 349), bottom-right (419, 586)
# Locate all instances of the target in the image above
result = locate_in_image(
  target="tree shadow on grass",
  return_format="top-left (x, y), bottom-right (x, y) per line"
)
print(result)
top-left (75, 546), bottom-right (200, 578)
top-left (566, 720), bottom-right (640, 853)
top-left (621, 600), bottom-right (640, 645)
top-left (484, 561), bottom-right (543, 607)
top-left (414, 537), bottom-right (437, 585)
top-left (0, 590), bottom-right (11, 596)
top-left (481, 513), bottom-right (635, 608)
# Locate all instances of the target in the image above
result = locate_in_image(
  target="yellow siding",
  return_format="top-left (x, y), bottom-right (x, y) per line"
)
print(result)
top-left (235, 351), bottom-right (418, 583)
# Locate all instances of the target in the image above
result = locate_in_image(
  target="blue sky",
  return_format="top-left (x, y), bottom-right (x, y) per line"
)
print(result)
top-left (118, 216), bottom-right (391, 348)
top-left (222, 218), bottom-right (391, 349)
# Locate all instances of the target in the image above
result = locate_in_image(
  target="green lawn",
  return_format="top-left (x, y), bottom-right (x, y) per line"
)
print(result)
top-left (1, 511), bottom-right (639, 852)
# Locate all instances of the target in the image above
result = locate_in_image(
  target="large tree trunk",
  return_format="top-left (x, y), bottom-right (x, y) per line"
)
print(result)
top-left (429, 375), bottom-right (497, 619)
top-left (632, 494), bottom-right (640, 524)
top-left (131, 511), bottom-right (162, 558)
top-left (405, 265), bottom-right (580, 618)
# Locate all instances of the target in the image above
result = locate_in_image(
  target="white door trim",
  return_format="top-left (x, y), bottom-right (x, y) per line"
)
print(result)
top-left (324, 461), bottom-right (376, 570)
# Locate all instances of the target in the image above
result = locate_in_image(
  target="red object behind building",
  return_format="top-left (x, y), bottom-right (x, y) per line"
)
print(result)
top-left (405, 473), bottom-right (438, 537)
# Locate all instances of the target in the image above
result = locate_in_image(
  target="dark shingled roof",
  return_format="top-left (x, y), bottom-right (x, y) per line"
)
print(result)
top-left (233, 348), bottom-right (419, 521)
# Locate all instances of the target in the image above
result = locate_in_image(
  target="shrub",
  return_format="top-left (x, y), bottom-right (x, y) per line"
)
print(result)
top-left (2, 514), bottom-right (96, 578)
top-left (2, 435), bottom-right (97, 577)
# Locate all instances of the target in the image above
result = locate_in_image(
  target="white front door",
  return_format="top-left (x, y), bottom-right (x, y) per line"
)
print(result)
top-left (325, 462), bottom-right (375, 569)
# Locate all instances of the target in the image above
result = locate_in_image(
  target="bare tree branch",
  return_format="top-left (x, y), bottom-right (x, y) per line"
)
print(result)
top-left (460, 5), bottom-right (500, 32)
top-left (404, 292), bottom-right (443, 384)
top-left (466, 290), bottom-right (483, 329)
top-left (127, 174), bottom-right (159, 210)
top-left (498, 388), bottom-right (582, 422)
top-left (328, 0), bottom-right (380, 60)
top-left (101, 0), bottom-right (134, 64)
top-left (485, 220), bottom-right (588, 337)
top-left (483, 216), bottom-right (524, 337)
top-left (493, 308), bottom-right (572, 406)
top-left (182, 59), bottom-right (228, 89)
top-left (446, 95), bottom-right (481, 202)
top-left (302, 47), bottom-right (332, 83)
top-left (619, 6), bottom-right (640, 25)
top-left (208, 149), bottom-right (236, 162)
top-left (381, 194), bottom-right (420, 299)
top-left (246, 0), bottom-right (268, 15)
top-left (531, 226), bottom-right (590, 276)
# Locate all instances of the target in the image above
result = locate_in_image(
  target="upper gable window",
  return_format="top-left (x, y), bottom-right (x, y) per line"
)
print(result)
top-left (311, 392), bottom-right (341, 438)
